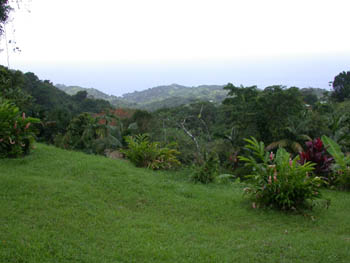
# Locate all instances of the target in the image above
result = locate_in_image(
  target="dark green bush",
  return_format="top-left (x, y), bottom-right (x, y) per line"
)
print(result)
top-left (157, 127), bottom-right (196, 165)
top-left (0, 99), bottom-right (39, 158)
top-left (61, 113), bottom-right (96, 151)
top-left (60, 113), bottom-right (122, 154)
top-left (191, 153), bottom-right (219, 184)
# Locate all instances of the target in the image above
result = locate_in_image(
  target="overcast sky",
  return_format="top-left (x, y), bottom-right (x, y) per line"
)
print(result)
top-left (1, 0), bottom-right (350, 95)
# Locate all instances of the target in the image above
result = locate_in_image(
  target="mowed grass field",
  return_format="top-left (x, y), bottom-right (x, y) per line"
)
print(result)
top-left (0, 144), bottom-right (350, 262)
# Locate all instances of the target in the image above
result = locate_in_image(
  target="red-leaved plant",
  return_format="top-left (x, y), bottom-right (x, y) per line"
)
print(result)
top-left (299, 138), bottom-right (334, 181)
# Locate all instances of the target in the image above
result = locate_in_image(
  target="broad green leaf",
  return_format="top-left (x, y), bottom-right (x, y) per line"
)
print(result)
top-left (321, 135), bottom-right (346, 168)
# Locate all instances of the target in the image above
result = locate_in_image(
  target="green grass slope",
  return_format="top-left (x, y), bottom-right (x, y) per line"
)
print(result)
top-left (1, 144), bottom-right (350, 262)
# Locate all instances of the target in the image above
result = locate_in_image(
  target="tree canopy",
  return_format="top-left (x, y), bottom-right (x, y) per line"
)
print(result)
top-left (0, 0), bottom-right (11, 35)
top-left (332, 71), bottom-right (350, 102)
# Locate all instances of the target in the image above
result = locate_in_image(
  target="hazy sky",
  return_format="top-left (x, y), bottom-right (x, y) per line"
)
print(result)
top-left (1, 0), bottom-right (350, 95)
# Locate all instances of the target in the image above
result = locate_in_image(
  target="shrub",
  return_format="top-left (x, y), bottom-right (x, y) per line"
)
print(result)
top-left (207, 138), bottom-right (239, 169)
top-left (61, 113), bottom-right (96, 151)
top-left (216, 174), bottom-right (236, 184)
top-left (299, 138), bottom-right (334, 181)
top-left (322, 135), bottom-right (350, 190)
top-left (61, 113), bottom-right (122, 154)
top-left (191, 153), bottom-right (219, 184)
top-left (238, 137), bottom-right (326, 210)
top-left (0, 99), bottom-right (40, 158)
top-left (157, 127), bottom-right (196, 165)
top-left (122, 134), bottom-right (180, 170)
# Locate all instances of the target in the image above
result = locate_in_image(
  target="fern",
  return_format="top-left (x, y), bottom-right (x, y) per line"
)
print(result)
top-left (123, 134), bottom-right (180, 170)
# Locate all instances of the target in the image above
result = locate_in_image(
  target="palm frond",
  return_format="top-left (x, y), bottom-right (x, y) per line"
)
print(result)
top-left (266, 139), bottom-right (288, 151)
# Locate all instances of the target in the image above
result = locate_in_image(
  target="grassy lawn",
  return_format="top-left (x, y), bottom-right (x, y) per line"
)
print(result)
top-left (0, 144), bottom-right (350, 262)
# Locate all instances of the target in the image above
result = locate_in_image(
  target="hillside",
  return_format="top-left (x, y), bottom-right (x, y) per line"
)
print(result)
top-left (11, 71), bottom-right (111, 116)
top-left (56, 83), bottom-right (228, 111)
top-left (1, 144), bottom-right (350, 262)
top-left (56, 83), bottom-right (114, 100)
top-left (121, 84), bottom-right (227, 104)
top-left (56, 83), bottom-right (328, 112)
top-left (56, 84), bottom-right (138, 109)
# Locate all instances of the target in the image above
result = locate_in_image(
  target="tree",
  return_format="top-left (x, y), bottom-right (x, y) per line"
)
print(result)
top-left (331, 71), bottom-right (350, 102)
top-left (0, 65), bottom-right (32, 109)
top-left (0, 0), bottom-right (11, 35)
top-left (221, 84), bottom-right (260, 142)
top-left (126, 109), bottom-right (153, 135)
top-left (256, 86), bottom-right (305, 144)
top-left (300, 88), bottom-right (318, 106)
top-left (72, 90), bottom-right (88, 102)
top-left (266, 114), bottom-right (312, 154)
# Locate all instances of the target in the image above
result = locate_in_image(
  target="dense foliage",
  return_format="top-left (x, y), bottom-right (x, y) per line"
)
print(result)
top-left (0, 65), bottom-right (113, 149)
top-left (0, 66), bottom-right (32, 109)
top-left (299, 138), bottom-right (334, 179)
top-left (191, 153), bottom-right (219, 184)
top-left (239, 138), bottom-right (326, 210)
top-left (0, 99), bottom-right (39, 157)
top-left (57, 83), bottom-right (228, 111)
top-left (331, 71), bottom-right (350, 102)
top-left (57, 112), bottom-right (123, 155)
top-left (122, 134), bottom-right (180, 170)
top-left (322, 135), bottom-right (350, 190)
top-left (2, 63), bottom-right (350, 206)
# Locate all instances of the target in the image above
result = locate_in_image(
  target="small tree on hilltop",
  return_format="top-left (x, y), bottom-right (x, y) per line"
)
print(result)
top-left (331, 71), bottom-right (350, 102)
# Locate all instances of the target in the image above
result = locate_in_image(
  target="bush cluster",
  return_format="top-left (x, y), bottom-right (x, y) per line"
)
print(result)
top-left (122, 134), bottom-right (180, 170)
top-left (0, 99), bottom-right (39, 158)
top-left (239, 137), bottom-right (325, 210)
top-left (191, 153), bottom-right (219, 184)
top-left (57, 113), bottom-right (123, 155)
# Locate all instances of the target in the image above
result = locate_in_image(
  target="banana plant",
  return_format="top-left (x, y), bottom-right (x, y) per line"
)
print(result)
top-left (322, 135), bottom-right (350, 190)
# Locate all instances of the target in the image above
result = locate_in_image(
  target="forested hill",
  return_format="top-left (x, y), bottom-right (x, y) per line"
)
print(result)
top-left (56, 83), bottom-right (329, 111)
top-left (56, 83), bottom-right (229, 111)
top-left (121, 84), bottom-right (227, 104)
top-left (56, 84), bottom-right (117, 101)
top-left (56, 84), bottom-right (137, 109)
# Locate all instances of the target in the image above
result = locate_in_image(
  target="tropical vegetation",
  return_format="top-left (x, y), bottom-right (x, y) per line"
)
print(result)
top-left (2, 1), bottom-right (350, 260)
